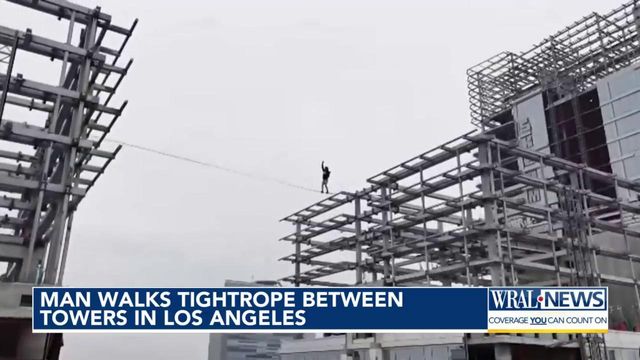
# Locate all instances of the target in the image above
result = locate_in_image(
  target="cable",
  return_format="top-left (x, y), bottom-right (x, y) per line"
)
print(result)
top-left (103, 138), bottom-right (323, 194)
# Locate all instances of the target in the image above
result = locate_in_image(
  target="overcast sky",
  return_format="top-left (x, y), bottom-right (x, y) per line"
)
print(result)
top-left (0, 0), bottom-right (628, 358)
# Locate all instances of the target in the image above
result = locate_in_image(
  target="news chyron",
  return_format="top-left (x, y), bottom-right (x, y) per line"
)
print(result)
top-left (487, 287), bottom-right (608, 333)
top-left (31, 286), bottom-right (609, 333)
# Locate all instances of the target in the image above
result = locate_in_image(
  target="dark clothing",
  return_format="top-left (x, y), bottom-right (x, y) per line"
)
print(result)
top-left (321, 163), bottom-right (331, 193)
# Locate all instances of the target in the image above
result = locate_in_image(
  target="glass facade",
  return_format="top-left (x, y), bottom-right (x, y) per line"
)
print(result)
top-left (598, 65), bottom-right (640, 199)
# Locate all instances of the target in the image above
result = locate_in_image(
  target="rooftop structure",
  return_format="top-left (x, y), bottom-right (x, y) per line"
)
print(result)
top-left (467, 0), bottom-right (640, 128)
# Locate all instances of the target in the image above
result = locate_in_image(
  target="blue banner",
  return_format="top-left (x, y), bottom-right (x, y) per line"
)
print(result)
top-left (32, 287), bottom-right (608, 333)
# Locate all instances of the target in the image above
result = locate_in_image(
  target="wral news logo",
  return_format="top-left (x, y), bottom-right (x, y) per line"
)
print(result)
top-left (488, 287), bottom-right (607, 311)
top-left (487, 287), bottom-right (609, 332)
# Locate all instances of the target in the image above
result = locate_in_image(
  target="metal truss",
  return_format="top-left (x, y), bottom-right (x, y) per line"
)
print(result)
top-left (0, 45), bottom-right (9, 64)
top-left (0, 0), bottom-right (136, 285)
top-left (468, 0), bottom-right (640, 127)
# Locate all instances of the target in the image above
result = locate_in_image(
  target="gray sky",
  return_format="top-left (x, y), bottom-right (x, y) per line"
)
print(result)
top-left (0, 0), bottom-right (627, 358)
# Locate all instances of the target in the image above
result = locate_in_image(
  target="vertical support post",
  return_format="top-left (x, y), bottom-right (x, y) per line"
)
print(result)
top-left (481, 137), bottom-right (513, 360)
top-left (540, 155), bottom-right (562, 286)
top-left (380, 187), bottom-right (391, 285)
top-left (496, 143), bottom-right (517, 285)
top-left (295, 221), bottom-right (301, 287)
top-left (419, 167), bottom-right (431, 285)
top-left (479, 141), bottom-right (505, 286)
top-left (56, 212), bottom-right (74, 285)
top-left (0, 37), bottom-right (18, 277)
top-left (456, 150), bottom-right (471, 285)
top-left (45, 8), bottom-right (98, 284)
top-left (566, 171), bottom-right (590, 286)
top-left (582, 194), bottom-right (602, 287)
top-left (20, 152), bottom-right (52, 282)
top-left (388, 189), bottom-right (396, 286)
top-left (577, 169), bottom-right (598, 286)
top-left (20, 11), bottom-right (76, 282)
top-left (355, 196), bottom-right (363, 285)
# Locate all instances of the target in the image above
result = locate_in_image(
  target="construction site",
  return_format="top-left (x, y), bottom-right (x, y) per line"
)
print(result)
top-left (2, 0), bottom-right (640, 359)
top-left (277, 0), bottom-right (640, 359)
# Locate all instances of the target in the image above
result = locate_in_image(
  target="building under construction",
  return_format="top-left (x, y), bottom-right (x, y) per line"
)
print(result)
top-left (279, 1), bottom-right (640, 359)
top-left (208, 280), bottom-right (300, 360)
top-left (0, 0), bottom-right (135, 358)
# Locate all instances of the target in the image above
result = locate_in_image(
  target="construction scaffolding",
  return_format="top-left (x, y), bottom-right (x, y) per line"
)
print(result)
top-left (280, 1), bottom-right (640, 358)
top-left (280, 131), bottom-right (640, 292)
top-left (0, 0), bottom-right (136, 285)
top-left (468, 0), bottom-right (640, 128)
top-left (281, 131), bottom-right (640, 357)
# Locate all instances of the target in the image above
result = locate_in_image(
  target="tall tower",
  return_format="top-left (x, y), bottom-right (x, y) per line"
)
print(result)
top-left (278, 1), bottom-right (640, 359)
top-left (0, 1), bottom-right (135, 358)
top-left (0, 0), bottom-right (136, 285)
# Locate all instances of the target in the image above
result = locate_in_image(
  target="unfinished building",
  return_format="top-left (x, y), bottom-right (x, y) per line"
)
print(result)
top-left (279, 1), bottom-right (640, 359)
top-left (0, 0), bottom-right (135, 358)
top-left (208, 280), bottom-right (301, 360)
